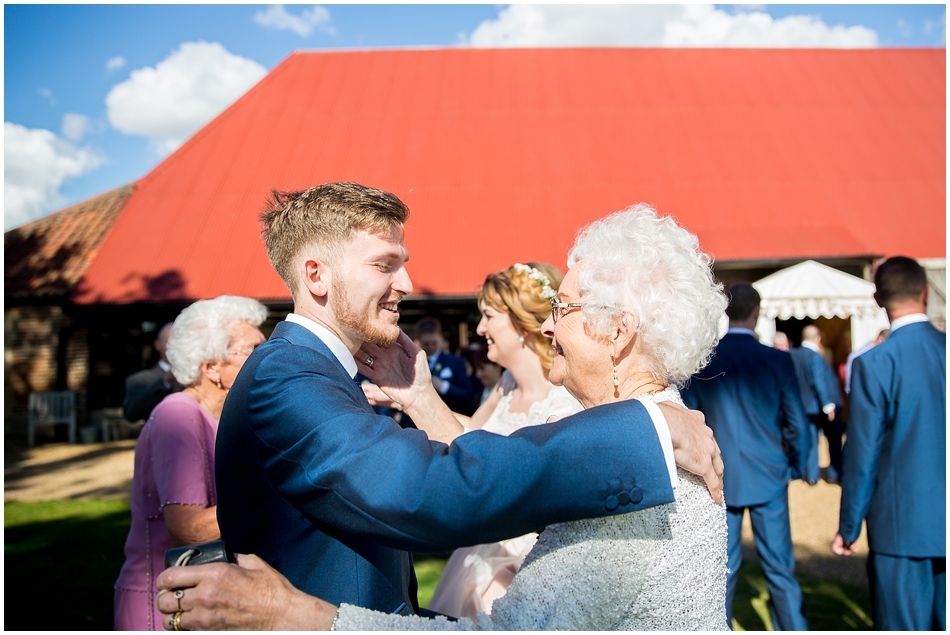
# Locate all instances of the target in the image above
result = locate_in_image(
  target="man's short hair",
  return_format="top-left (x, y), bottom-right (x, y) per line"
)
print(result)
top-left (725, 282), bottom-right (761, 321)
top-left (415, 317), bottom-right (444, 339)
top-left (801, 325), bottom-right (821, 342)
top-left (874, 256), bottom-right (927, 307)
top-left (259, 182), bottom-right (409, 298)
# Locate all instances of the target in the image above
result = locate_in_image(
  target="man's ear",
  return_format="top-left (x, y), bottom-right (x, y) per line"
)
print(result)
top-left (873, 291), bottom-right (884, 309)
top-left (300, 257), bottom-right (330, 299)
top-left (610, 312), bottom-right (637, 358)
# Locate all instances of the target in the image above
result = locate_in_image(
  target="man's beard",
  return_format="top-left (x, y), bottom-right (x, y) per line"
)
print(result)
top-left (334, 281), bottom-right (401, 347)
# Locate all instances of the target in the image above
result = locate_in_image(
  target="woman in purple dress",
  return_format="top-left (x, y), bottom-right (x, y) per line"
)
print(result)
top-left (113, 296), bottom-right (267, 630)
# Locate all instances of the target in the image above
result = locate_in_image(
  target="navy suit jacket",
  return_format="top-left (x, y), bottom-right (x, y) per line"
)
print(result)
top-left (430, 351), bottom-right (475, 416)
top-left (788, 346), bottom-right (842, 415)
top-left (216, 321), bottom-right (673, 613)
top-left (681, 332), bottom-right (810, 508)
top-left (122, 364), bottom-right (183, 422)
top-left (838, 320), bottom-right (946, 558)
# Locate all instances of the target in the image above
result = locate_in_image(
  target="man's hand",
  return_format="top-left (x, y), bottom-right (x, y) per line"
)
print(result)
top-left (831, 533), bottom-right (855, 556)
top-left (155, 553), bottom-right (337, 630)
top-left (659, 402), bottom-right (724, 503)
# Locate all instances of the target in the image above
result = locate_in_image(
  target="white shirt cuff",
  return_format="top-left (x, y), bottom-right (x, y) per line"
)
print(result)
top-left (639, 399), bottom-right (679, 489)
top-left (435, 378), bottom-right (450, 395)
top-left (822, 403), bottom-right (836, 415)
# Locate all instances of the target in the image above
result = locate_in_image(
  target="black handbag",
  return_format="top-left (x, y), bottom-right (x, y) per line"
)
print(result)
top-left (164, 539), bottom-right (233, 569)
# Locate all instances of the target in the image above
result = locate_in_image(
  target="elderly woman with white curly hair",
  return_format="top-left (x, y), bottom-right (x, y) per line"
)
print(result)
top-left (114, 295), bottom-right (267, 631)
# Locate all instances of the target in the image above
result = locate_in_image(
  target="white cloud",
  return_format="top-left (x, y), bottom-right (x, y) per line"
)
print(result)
top-left (465, 5), bottom-right (878, 48)
top-left (38, 87), bottom-right (56, 106)
top-left (105, 41), bottom-right (267, 155)
top-left (106, 56), bottom-right (126, 71)
top-left (253, 5), bottom-right (334, 37)
top-left (4, 122), bottom-right (103, 230)
top-left (61, 113), bottom-right (90, 142)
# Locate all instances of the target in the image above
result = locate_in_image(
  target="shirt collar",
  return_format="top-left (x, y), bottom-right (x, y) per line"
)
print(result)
top-left (285, 313), bottom-right (358, 378)
top-left (428, 349), bottom-right (442, 368)
top-left (801, 341), bottom-right (821, 353)
top-left (158, 360), bottom-right (171, 372)
top-left (889, 312), bottom-right (929, 333)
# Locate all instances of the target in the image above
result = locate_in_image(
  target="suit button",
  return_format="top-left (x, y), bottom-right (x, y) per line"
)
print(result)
top-left (629, 487), bottom-right (643, 504)
top-left (617, 491), bottom-right (631, 506)
top-left (605, 495), bottom-right (619, 511)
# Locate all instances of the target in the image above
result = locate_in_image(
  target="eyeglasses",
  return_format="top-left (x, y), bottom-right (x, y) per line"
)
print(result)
top-left (550, 298), bottom-right (584, 323)
top-left (227, 344), bottom-right (259, 357)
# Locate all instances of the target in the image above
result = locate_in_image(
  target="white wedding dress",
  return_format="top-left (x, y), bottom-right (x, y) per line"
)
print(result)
top-left (426, 372), bottom-right (582, 619)
top-left (333, 387), bottom-right (729, 631)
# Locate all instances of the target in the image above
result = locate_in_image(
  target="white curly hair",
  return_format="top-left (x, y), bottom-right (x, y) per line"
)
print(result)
top-left (166, 295), bottom-right (268, 386)
top-left (567, 204), bottom-right (726, 387)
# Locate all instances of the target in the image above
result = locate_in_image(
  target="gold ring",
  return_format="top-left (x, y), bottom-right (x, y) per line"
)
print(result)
top-left (172, 610), bottom-right (184, 631)
top-left (364, 355), bottom-right (375, 369)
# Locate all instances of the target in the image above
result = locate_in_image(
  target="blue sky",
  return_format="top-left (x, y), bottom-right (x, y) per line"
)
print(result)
top-left (4, 4), bottom-right (946, 230)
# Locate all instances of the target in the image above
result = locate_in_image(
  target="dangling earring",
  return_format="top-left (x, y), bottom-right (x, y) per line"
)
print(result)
top-left (216, 378), bottom-right (223, 390)
top-left (519, 335), bottom-right (525, 345)
top-left (611, 356), bottom-right (619, 387)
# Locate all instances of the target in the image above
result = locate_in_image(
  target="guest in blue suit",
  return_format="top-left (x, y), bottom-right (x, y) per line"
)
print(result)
top-left (682, 282), bottom-right (810, 630)
top-left (414, 316), bottom-right (476, 416)
top-left (788, 325), bottom-right (843, 484)
top-left (158, 183), bottom-right (724, 630)
top-left (833, 256), bottom-right (946, 630)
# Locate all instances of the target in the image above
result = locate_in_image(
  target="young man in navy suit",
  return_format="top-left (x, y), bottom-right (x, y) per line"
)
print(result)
top-left (155, 182), bottom-right (725, 630)
top-left (833, 256), bottom-right (945, 630)
top-left (682, 282), bottom-right (810, 630)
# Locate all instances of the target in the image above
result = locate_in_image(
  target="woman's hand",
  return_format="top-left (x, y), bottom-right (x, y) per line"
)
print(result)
top-left (356, 330), bottom-right (432, 411)
top-left (156, 553), bottom-right (338, 630)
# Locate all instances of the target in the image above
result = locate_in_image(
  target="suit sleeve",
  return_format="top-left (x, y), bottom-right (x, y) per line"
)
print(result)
top-left (244, 349), bottom-right (674, 553)
top-left (123, 374), bottom-right (175, 422)
top-left (778, 356), bottom-right (810, 480)
top-left (809, 354), bottom-right (838, 411)
top-left (837, 354), bottom-right (887, 544)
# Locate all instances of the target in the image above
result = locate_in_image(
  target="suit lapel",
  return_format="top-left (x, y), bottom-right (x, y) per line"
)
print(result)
top-left (269, 321), bottom-right (369, 405)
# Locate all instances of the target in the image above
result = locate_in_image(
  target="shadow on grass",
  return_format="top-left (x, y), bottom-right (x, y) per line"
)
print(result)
top-left (731, 559), bottom-right (873, 631)
top-left (5, 500), bottom-right (131, 630)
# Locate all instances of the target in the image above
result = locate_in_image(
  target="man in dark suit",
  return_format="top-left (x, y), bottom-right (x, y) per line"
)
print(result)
top-left (789, 325), bottom-right (843, 484)
top-left (682, 282), bottom-right (810, 630)
top-left (122, 322), bottom-right (183, 422)
top-left (413, 317), bottom-right (475, 416)
top-left (833, 256), bottom-right (945, 630)
top-left (202, 183), bottom-right (723, 624)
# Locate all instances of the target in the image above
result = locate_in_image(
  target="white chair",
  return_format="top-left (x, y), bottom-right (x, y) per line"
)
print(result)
top-left (28, 391), bottom-right (77, 447)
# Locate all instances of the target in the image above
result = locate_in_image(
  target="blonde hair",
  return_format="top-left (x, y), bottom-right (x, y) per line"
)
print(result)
top-left (478, 262), bottom-right (563, 371)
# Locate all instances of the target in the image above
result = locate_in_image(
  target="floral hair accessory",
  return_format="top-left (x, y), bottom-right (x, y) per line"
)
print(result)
top-left (512, 263), bottom-right (557, 300)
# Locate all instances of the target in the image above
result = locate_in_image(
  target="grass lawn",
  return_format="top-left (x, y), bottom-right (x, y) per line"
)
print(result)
top-left (5, 499), bottom-right (873, 630)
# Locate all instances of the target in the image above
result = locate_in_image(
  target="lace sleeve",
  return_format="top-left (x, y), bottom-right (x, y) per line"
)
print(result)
top-left (333, 604), bottom-right (489, 631)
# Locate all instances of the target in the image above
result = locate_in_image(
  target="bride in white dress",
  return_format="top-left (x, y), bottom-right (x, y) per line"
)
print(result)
top-left (427, 262), bottom-right (582, 620)
top-left (329, 205), bottom-right (730, 630)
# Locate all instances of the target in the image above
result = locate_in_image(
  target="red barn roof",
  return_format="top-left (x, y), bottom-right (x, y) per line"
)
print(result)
top-left (72, 47), bottom-right (945, 304)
